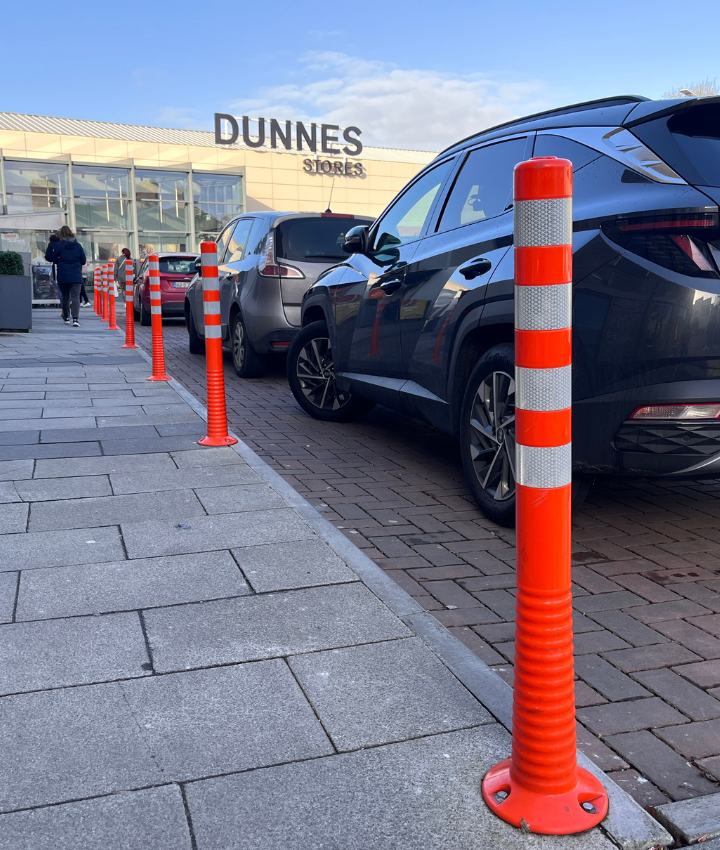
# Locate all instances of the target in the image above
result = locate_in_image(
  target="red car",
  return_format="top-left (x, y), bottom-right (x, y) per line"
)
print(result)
top-left (133, 253), bottom-right (198, 325)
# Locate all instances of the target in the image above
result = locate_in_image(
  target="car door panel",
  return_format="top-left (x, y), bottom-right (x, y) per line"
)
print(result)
top-left (217, 218), bottom-right (255, 339)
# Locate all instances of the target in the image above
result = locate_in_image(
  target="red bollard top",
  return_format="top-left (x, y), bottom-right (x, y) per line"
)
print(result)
top-left (514, 156), bottom-right (572, 201)
top-left (200, 241), bottom-right (217, 254)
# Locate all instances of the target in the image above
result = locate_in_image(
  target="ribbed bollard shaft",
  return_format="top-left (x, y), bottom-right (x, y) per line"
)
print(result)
top-left (122, 260), bottom-right (138, 348)
top-left (146, 254), bottom-right (170, 382)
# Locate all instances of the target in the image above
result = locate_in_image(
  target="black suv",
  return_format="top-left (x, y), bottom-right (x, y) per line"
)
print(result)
top-left (287, 95), bottom-right (720, 525)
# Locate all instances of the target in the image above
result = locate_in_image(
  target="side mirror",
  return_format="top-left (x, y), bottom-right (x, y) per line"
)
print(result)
top-left (342, 226), bottom-right (369, 255)
top-left (194, 256), bottom-right (202, 274)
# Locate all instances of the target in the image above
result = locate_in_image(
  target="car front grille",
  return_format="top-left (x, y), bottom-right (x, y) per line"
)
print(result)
top-left (614, 421), bottom-right (720, 456)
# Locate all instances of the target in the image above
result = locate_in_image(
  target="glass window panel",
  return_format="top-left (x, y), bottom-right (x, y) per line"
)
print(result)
top-left (4, 161), bottom-right (68, 197)
top-left (5, 194), bottom-right (67, 214)
top-left (72, 165), bottom-right (129, 198)
top-left (75, 198), bottom-right (131, 230)
top-left (138, 235), bottom-right (189, 257)
top-left (76, 232), bottom-right (132, 265)
top-left (224, 218), bottom-right (254, 263)
top-left (135, 170), bottom-right (188, 202)
top-left (192, 173), bottom-right (242, 205)
top-left (194, 203), bottom-right (242, 234)
top-left (137, 200), bottom-right (188, 231)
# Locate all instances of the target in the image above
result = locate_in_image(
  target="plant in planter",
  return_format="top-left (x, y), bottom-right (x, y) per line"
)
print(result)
top-left (0, 250), bottom-right (32, 331)
top-left (0, 251), bottom-right (24, 276)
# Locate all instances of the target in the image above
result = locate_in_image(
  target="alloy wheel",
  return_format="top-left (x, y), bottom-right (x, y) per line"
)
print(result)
top-left (296, 337), bottom-right (351, 411)
top-left (468, 370), bottom-right (516, 501)
top-left (233, 320), bottom-right (245, 369)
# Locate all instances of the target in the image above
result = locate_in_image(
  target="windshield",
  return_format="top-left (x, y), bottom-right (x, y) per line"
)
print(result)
top-left (275, 217), bottom-right (367, 263)
top-left (632, 103), bottom-right (720, 187)
top-left (159, 257), bottom-right (196, 274)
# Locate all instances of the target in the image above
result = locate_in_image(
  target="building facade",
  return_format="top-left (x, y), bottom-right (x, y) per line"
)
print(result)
top-left (0, 112), bottom-right (435, 301)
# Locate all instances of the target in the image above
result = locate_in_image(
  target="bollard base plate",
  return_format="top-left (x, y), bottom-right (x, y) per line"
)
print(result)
top-left (147, 375), bottom-right (171, 382)
top-left (198, 435), bottom-right (239, 446)
top-left (122, 343), bottom-right (139, 349)
top-left (482, 759), bottom-right (608, 835)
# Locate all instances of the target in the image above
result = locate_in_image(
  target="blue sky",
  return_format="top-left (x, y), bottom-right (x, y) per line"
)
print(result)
top-left (3, 0), bottom-right (717, 150)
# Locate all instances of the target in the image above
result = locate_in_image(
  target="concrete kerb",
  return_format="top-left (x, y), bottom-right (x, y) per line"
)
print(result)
top-left (126, 330), bottom-right (673, 850)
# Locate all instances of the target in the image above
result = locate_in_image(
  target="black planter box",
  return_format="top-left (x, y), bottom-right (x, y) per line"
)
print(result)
top-left (0, 275), bottom-right (32, 331)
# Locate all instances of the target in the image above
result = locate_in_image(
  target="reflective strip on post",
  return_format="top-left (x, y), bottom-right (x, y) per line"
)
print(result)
top-left (93, 268), bottom-right (101, 315)
top-left (146, 254), bottom-right (170, 381)
top-left (122, 260), bottom-right (138, 349)
top-left (481, 156), bottom-right (608, 835)
top-left (198, 241), bottom-right (237, 446)
top-left (101, 265), bottom-right (109, 322)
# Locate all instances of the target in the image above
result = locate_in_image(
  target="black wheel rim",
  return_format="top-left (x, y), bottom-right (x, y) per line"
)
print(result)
top-left (233, 321), bottom-right (245, 369)
top-left (297, 337), bottom-right (352, 411)
top-left (468, 369), bottom-right (516, 502)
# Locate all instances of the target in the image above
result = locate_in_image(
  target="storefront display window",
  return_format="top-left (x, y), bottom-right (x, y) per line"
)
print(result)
top-left (73, 165), bottom-right (132, 231)
top-left (193, 172), bottom-right (242, 237)
top-left (138, 235), bottom-right (189, 258)
top-left (4, 161), bottom-right (69, 214)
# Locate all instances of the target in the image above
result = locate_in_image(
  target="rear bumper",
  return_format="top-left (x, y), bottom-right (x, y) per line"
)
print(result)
top-left (574, 378), bottom-right (720, 478)
top-left (245, 326), bottom-right (299, 354)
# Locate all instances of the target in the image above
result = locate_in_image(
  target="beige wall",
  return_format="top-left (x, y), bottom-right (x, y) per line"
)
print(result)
top-left (0, 128), bottom-right (432, 219)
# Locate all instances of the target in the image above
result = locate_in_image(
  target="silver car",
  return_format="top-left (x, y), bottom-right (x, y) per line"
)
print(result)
top-left (184, 211), bottom-right (373, 377)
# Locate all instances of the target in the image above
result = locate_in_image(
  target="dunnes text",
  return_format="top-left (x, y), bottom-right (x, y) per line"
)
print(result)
top-left (214, 114), bottom-right (363, 156)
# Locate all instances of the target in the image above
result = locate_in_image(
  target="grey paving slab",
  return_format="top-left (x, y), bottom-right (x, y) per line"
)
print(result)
top-left (186, 726), bottom-right (616, 850)
top-left (92, 396), bottom-right (184, 408)
top-left (15, 474), bottom-right (112, 502)
top-left (101, 435), bottom-right (209, 456)
top-left (0, 525), bottom-right (125, 571)
top-left (121, 508), bottom-right (315, 559)
top-left (41, 405), bottom-right (139, 419)
top-left (195, 483), bottom-right (286, 514)
top-left (110, 463), bottom-right (260, 494)
top-left (96, 410), bottom-right (203, 427)
top-left (145, 583), bottom-right (411, 672)
top-left (29, 488), bottom-right (206, 532)
top-left (155, 421), bottom-right (206, 436)
top-left (0, 391), bottom-right (44, 399)
top-left (0, 612), bottom-right (150, 695)
top-left (290, 637), bottom-right (492, 751)
top-left (121, 661), bottom-right (333, 781)
top-left (39, 424), bottom-right (156, 443)
top-left (17, 551), bottom-right (251, 620)
top-left (34, 451), bottom-right (177, 478)
top-left (0, 416), bottom-right (96, 432)
top-left (0, 682), bottom-right (163, 813)
top-left (652, 792), bottom-right (720, 843)
top-left (233, 538), bottom-right (358, 593)
top-left (0, 481), bottom-right (20, 503)
top-left (0, 430), bottom-right (39, 445)
top-left (0, 573), bottom-right (17, 623)
top-left (0, 785), bottom-right (192, 850)
top-left (0, 406), bottom-right (43, 419)
top-left (0, 459), bottom-right (33, 481)
top-left (0, 441), bottom-right (102, 461)
top-left (0, 502), bottom-right (27, 533)
top-left (171, 447), bottom-right (245, 467)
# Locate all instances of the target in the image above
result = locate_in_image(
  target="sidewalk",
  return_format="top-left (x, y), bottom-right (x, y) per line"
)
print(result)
top-left (0, 309), bottom-right (667, 849)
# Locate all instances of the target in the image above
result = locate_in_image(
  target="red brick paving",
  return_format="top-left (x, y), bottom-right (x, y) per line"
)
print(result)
top-left (131, 317), bottom-right (720, 808)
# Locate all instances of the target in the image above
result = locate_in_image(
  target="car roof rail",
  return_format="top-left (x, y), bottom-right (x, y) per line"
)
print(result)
top-left (437, 95), bottom-right (650, 156)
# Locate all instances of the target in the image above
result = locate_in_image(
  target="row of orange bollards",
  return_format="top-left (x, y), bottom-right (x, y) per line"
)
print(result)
top-left (96, 249), bottom-right (235, 447)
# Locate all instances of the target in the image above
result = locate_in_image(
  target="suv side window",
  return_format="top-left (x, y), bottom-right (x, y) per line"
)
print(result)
top-left (225, 218), bottom-right (254, 263)
top-left (214, 221), bottom-right (236, 263)
top-left (437, 138), bottom-right (526, 232)
top-left (371, 160), bottom-right (454, 251)
top-left (533, 135), bottom-right (599, 170)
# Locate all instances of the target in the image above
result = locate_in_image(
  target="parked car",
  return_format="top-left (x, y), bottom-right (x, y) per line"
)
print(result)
top-left (134, 253), bottom-right (198, 325)
top-left (184, 211), bottom-right (373, 376)
top-left (287, 95), bottom-right (720, 526)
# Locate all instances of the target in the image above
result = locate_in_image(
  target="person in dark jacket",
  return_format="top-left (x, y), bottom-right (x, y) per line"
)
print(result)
top-left (45, 226), bottom-right (87, 327)
top-left (46, 232), bottom-right (64, 319)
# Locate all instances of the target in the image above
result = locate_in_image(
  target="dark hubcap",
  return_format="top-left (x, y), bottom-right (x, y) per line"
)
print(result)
top-left (468, 370), bottom-right (516, 501)
top-left (297, 337), bottom-right (351, 411)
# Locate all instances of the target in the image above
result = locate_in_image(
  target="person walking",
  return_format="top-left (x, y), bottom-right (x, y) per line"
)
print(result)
top-left (45, 226), bottom-right (86, 328)
top-left (114, 248), bottom-right (132, 297)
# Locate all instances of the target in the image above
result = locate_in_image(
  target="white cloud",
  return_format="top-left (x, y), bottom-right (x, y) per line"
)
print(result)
top-left (229, 51), bottom-right (550, 151)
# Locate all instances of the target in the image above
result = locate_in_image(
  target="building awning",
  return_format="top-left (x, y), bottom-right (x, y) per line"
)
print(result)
top-left (0, 211), bottom-right (66, 231)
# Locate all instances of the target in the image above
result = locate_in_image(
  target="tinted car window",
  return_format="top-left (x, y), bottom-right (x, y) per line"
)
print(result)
top-left (215, 221), bottom-right (236, 262)
top-left (372, 160), bottom-right (453, 250)
top-left (276, 217), bottom-right (368, 263)
top-left (225, 218), bottom-right (254, 263)
top-left (437, 139), bottom-right (525, 232)
top-left (159, 257), bottom-right (196, 274)
top-left (533, 135), bottom-right (600, 170)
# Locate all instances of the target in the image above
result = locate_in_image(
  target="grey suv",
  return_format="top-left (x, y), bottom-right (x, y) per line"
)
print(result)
top-left (184, 211), bottom-right (373, 377)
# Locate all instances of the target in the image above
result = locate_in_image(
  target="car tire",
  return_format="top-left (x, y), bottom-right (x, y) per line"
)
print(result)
top-left (231, 313), bottom-right (266, 378)
top-left (461, 343), bottom-right (593, 527)
top-left (187, 308), bottom-right (205, 355)
top-left (287, 320), bottom-right (376, 422)
top-left (140, 300), bottom-right (151, 327)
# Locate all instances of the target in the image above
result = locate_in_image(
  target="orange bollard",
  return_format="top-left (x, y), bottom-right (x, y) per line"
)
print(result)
top-left (146, 254), bottom-right (171, 382)
top-left (198, 242), bottom-right (237, 446)
top-left (122, 260), bottom-right (138, 348)
top-left (107, 267), bottom-right (119, 331)
top-left (102, 264), bottom-right (109, 322)
top-left (481, 157), bottom-right (608, 834)
top-left (93, 267), bottom-right (100, 314)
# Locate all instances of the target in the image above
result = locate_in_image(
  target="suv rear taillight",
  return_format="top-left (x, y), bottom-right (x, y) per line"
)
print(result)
top-left (603, 214), bottom-right (720, 279)
top-left (631, 403), bottom-right (720, 420)
top-left (258, 231), bottom-right (305, 279)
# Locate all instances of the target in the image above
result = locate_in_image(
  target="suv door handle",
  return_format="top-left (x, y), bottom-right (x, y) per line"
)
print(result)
top-left (459, 258), bottom-right (492, 281)
top-left (379, 278), bottom-right (403, 293)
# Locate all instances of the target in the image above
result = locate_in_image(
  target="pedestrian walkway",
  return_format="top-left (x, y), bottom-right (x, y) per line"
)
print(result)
top-left (0, 309), bottom-right (667, 849)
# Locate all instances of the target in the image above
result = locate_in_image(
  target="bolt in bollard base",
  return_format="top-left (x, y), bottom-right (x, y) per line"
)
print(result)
top-left (482, 761), bottom-right (608, 835)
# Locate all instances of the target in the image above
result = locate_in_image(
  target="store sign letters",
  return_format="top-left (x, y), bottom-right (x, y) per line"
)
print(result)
top-left (214, 114), bottom-right (363, 157)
